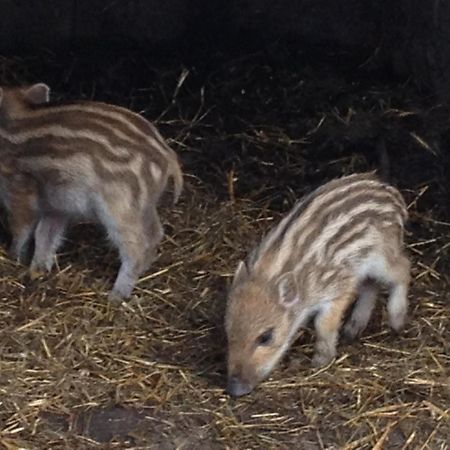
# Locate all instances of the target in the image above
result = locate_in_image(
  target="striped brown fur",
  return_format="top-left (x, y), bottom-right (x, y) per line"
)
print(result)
top-left (0, 83), bottom-right (183, 300)
top-left (225, 173), bottom-right (410, 396)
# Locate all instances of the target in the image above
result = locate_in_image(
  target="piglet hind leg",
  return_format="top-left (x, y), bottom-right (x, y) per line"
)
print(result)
top-left (342, 279), bottom-right (378, 341)
top-left (110, 246), bottom-right (145, 301)
top-left (109, 233), bottom-right (151, 302)
top-left (385, 254), bottom-right (410, 333)
top-left (30, 215), bottom-right (68, 275)
top-left (142, 205), bottom-right (164, 271)
top-left (312, 282), bottom-right (356, 367)
top-left (107, 209), bottom-right (162, 302)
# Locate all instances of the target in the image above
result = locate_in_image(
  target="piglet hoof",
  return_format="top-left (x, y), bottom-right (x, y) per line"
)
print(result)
top-left (389, 324), bottom-right (406, 338)
top-left (311, 352), bottom-right (334, 368)
top-left (389, 316), bottom-right (407, 335)
top-left (29, 268), bottom-right (45, 281)
top-left (9, 248), bottom-right (22, 265)
top-left (107, 291), bottom-right (126, 306)
top-left (342, 321), bottom-right (363, 342)
top-left (109, 279), bottom-right (134, 304)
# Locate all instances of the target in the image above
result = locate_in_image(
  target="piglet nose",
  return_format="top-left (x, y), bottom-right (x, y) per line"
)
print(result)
top-left (226, 376), bottom-right (253, 397)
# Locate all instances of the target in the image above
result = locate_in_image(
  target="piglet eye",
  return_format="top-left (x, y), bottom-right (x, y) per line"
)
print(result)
top-left (256, 328), bottom-right (274, 346)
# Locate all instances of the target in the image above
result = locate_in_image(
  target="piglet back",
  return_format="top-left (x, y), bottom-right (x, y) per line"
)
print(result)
top-left (249, 172), bottom-right (407, 281)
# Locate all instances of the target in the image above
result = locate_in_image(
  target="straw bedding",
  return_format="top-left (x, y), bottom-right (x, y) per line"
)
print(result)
top-left (0, 46), bottom-right (448, 449)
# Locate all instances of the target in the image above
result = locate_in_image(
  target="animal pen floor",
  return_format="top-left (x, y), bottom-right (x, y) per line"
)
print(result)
top-left (0, 45), bottom-right (449, 449)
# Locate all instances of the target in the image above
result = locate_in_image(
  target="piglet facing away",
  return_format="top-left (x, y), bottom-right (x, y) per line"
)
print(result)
top-left (225, 173), bottom-right (410, 396)
top-left (0, 83), bottom-right (183, 301)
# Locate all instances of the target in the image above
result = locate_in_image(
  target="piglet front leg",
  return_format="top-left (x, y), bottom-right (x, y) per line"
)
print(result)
top-left (7, 176), bottom-right (39, 263)
top-left (10, 221), bottom-right (36, 263)
top-left (30, 214), bottom-right (68, 277)
top-left (343, 280), bottom-right (378, 341)
top-left (312, 281), bottom-right (356, 367)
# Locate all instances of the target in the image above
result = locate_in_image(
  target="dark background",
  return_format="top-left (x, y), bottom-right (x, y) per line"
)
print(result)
top-left (1, 0), bottom-right (449, 214)
top-left (1, 0), bottom-right (450, 99)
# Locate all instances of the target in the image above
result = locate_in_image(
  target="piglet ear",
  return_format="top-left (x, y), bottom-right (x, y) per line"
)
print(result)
top-left (232, 260), bottom-right (249, 287)
top-left (23, 83), bottom-right (50, 104)
top-left (277, 271), bottom-right (300, 309)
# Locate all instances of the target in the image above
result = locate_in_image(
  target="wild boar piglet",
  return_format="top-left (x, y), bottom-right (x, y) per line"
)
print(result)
top-left (226, 173), bottom-right (410, 396)
top-left (0, 83), bottom-right (182, 300)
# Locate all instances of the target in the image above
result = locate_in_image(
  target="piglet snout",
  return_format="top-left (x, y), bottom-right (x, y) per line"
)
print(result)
top-left (226, 376), bottom-right (253, 397)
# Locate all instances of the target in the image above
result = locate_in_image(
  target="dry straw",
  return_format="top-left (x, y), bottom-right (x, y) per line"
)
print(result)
top-left (0, 50), bottom-right (449, 449)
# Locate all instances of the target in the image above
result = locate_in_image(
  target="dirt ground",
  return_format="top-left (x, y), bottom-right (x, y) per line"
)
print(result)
top-left (0, 44), bottom-right (449, 449)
